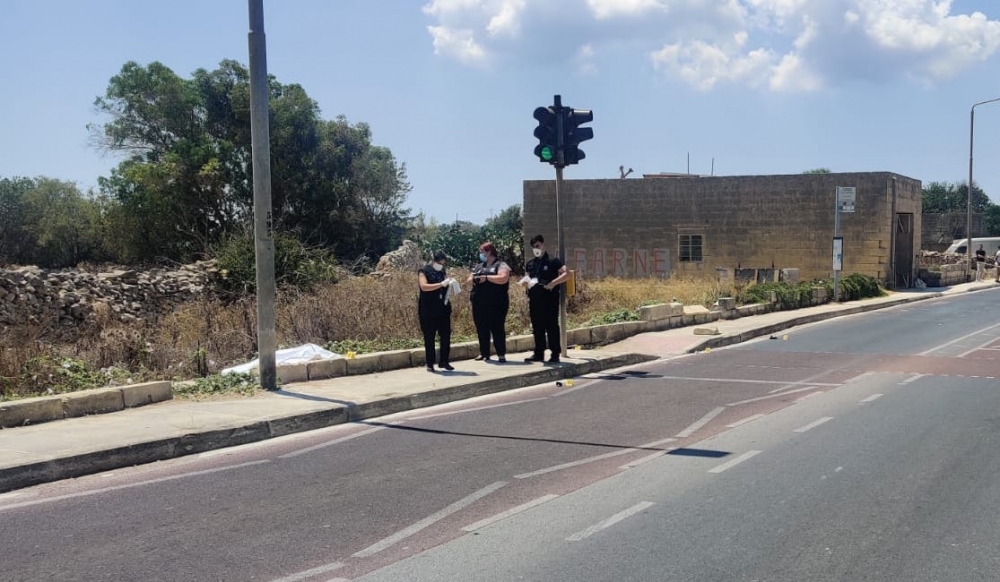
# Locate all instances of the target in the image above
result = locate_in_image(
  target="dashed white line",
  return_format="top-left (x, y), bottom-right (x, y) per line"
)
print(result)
top-left (619, 443), bottom-right (676, 470)
top-left (858, 393), bottom-right (883, 404)
top-left (794, 417), bottom-right (834, 433)
top-left (514, 437), bottom-right (676, 479)
top-left (279, 427), bottom-right (385, 459)
top-left (898, 374), bottom-right (925, 386)
top-left (269, 561), bottom-right (345, 582)
top-left (676, 407), bottom-right (726, 438)
top-left (726, 385), bottom-right (820, 406)
top-left (708, 450), bottom-right (762, 474)
top-left (353, 481), bottom-right (507, 557)
top-left (461, 494), bottom-right (560, 532)
top-left (657, 375), bottom-right (839, 388)
top-left (726, 414), bottom-right (765, 428)
top-left (566, 501), bottom-right (655, 542)
top-left (0, 460), bottom-right (271, 512)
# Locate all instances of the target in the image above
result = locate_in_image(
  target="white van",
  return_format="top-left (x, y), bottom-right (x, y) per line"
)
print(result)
top-left (943, 237), bottom-right (1000, 257)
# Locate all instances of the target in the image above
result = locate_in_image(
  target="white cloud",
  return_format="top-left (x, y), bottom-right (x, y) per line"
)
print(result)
top-left (586, 0), bottom-right (665, 20)
top-left (427, 26), bottom-right (488, 65)
top-left (421, 0), bottom-right (1000, 91)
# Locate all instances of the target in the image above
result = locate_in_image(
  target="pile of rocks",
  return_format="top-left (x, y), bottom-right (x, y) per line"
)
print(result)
top-left (372, 240), bottom-right (424, 275)
top-left (0, 261), bottom-right (219, 328)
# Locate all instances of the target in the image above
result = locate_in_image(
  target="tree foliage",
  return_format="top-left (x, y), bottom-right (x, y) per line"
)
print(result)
top-left (921, 181), bottom-right (991, 214)
top-left (417, 204), bottom-right (524, 272)
top-left (90, 60), bottom-right (411, 265)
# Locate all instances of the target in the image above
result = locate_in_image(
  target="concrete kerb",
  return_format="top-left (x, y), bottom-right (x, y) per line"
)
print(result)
top-left (0, 352), bottom-right (656, 494)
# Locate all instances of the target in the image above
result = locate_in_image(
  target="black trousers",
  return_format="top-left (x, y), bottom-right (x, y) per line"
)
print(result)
top-left (472, 300), bottom-right (508, 358)
top-left (528, 292), bottom-right (560, 356)
top-left (419, 313), bottom-right (451, 366)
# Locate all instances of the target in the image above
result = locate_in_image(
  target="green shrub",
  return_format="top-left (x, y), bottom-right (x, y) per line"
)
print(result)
top-left (214, 231), bottom-right (339, 294)
top-left (172, 372), bottom-right (261, 399)
top-left (838, 273), bottom-right (884, 301)
top-left (585, 308), bottom-right (640, 326)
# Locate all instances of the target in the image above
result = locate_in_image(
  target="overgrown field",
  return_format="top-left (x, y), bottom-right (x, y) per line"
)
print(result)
top-left (0, 272), bottom-right (881, 400)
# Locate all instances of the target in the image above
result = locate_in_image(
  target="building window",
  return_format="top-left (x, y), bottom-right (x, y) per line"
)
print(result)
top-left (679, 234), bottom-right (703, 262)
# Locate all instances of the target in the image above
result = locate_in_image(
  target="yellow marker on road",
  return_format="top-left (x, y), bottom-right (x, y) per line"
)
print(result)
top-left (782, 335), bottom-right (789, 341)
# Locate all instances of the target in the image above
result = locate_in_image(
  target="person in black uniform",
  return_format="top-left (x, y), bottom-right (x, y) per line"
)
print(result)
top-left (522, 234), bottom-right (569, 364)
top-left (466, 241), bottom-right (511, 362)
top-left (417, 250), bottom-right (454, 372)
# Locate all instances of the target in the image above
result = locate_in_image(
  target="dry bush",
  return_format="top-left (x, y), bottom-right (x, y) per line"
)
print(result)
top-left (2, 270), bottom-right (725, 398)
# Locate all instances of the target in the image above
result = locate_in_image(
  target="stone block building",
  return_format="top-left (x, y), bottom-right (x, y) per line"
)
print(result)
top-left (523, 172), bottom-right (921, 289)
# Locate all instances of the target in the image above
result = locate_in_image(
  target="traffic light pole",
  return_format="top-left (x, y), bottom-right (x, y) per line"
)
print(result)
top-left (555, 165), bottom-right (568, 354)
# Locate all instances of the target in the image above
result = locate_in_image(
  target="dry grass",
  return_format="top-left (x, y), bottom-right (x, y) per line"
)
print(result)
top-left (0, 271), bottom-right (731, 399)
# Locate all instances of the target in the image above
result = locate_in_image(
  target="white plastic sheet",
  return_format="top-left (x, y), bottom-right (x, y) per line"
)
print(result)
top-left (222, 343), bottom-right (343, 375)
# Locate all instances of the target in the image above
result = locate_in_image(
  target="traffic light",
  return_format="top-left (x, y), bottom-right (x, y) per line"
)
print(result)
top-left (563, 108), bottom-right (593, 165)
top-left (533, 106), bottom-right (558, 164)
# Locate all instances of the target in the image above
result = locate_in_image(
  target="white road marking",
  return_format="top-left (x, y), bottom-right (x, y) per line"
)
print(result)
top-left (461, 494), bottom-right (560, 532)
top-left (269, 561), bottom-right (345, 582)
top-left (513, 437), bottom-right (676, 479)
top-left (726, 414), bottom-right (765, 428)
top-left (835, 466), bottom-right (844, 472)
top-left (858, 393), bottom-right (884, 403)
top-left (0, 460), bottom-right (271, 512)
top-left (353, 481), bottom-right (507, 557)
top-left (676, 407), bottom-right (726, 438)
top-left (619, 448), bottom-right (673, 470)
top-left (708, 450), bottom-right (762, 474)
top-left (279, 427), bottom-right (386, 459)
top-left (657, 375), bottom-right (840, 387)
top-left (407, 398), bottom-right (548, 420)
top-left (918, 321), bottom-right (1000, 356)
top-left (767, 370), bottom-right (858, 394)
top-left (794, 417), bottom-right (834, 433)
top-left (958, 334), bottom-right (1000, 357)
top-left (726, 385), bottom-right (820, 406)
top-left (566, 501), bottom-right (655, 542)
top-left (898, 374), bottom-right (925, 385)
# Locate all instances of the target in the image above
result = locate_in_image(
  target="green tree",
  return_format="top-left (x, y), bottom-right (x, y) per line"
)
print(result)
top-left (1, 178), bottom-right (102, 267)
top-left (0, 176), bottom-right (35, 264)
top-left (922, 181), bottom-right (991, 214)
top-left (91, 60), bottom-right (411, 265)
top-left (802, 168), bottom-right (832, 174)
top-left (482, 204), bottom-right (524, 271)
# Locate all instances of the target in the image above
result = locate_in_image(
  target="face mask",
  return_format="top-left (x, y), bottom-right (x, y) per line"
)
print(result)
top-left (532, 248), bottom-right (543, 258)
top-left (432, 262), bottom-right (443, 272)
top-left (479, 253), bottom-right (487, 262)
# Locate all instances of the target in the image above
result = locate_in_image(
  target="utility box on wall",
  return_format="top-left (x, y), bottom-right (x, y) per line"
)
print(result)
top-left (523, 172), bottom-right (921, 288)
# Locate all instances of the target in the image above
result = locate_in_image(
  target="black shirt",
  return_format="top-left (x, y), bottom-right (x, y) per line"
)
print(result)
top-left (470, 260), bottom-right (510, 306)
top-left (976, 248), bottom-right (986, 263)
top-left (418, 264), bottom-right (451, 318)
top-left (525, 253), bottom-right (564, 298)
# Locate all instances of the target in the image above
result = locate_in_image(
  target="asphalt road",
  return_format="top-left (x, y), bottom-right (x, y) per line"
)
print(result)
top-left (2, 289), bottom-right (998, 582)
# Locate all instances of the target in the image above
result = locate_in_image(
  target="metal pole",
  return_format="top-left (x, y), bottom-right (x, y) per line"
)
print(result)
top-left (833, 188), bottom-right (840, 302)
top-left (968, 105), bottom-right (975, 282)
top-left (248, 0), bottom-right (277, 390)
top-left (553, 95), bottom-right (568, 353)
top-left (967, 97), bottom-right (1000, 282)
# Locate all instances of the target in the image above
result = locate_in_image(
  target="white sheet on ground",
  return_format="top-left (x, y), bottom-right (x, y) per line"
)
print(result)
top-left (222, 343), bottom-right (343, 375)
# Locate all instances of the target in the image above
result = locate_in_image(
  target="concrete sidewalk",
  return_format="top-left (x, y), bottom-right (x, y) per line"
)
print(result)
top-left (0, 282), bottom-right (993, 493)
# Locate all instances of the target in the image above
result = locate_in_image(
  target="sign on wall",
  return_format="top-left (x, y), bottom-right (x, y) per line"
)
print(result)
top-left (836, 186), bottom-right (856, 213)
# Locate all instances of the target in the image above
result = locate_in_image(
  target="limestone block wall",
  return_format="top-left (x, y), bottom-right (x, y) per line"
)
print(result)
top-left (523, 172), bottom-right (921, 286)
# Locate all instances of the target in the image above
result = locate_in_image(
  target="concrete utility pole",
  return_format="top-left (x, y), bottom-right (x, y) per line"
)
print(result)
top-left (248, 0), bottom-right (277, 390)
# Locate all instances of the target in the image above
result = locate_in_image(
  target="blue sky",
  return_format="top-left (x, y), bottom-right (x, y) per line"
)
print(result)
top-left (2, 0), bottom-right (1000, 226)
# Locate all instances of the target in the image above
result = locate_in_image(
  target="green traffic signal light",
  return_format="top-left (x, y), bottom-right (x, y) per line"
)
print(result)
top-left (533, 106), bottom-right (559, 165)
top-left (540, 145), bottom-right (553, 161)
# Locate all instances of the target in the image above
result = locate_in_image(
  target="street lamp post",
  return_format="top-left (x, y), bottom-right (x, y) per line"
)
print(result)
top-left (967, 97), bottom-right (1000, 281)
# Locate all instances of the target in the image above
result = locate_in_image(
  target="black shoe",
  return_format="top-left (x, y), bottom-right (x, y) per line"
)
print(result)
top-left (440, 363), bottom-right (454, 371)
top-left (497, 357), bottom-right (506, 363)
top-left (525, 355), bottom-right (545, 362)
top-left (426, 365), bottom-right (435, 372)
top-left (474, 354), bottom-right (489, 361)
top-left (546, 356), bottom-right (560, 364)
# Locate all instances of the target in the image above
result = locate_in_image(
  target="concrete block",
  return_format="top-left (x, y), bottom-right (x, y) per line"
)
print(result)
top-left (717, 297), bottom-right (736, 310)
top-left (378, 350), bottom-right (412, 372)
top-left (307, 358), bottom-right (347, 380)
top-left (449, 342), bottom-right (478, 361)
top-left (407, 348), bottom-right (427, 368)
top-left (346, 354), bottom-right (379, 375)
top-left (668, 302), bottom-right (684, 315)
top-left (638, 303), bottom-right (681, 321)
top-left (0, 397), bottom-right (64, 428)
top-left (694, 327), bottom-right (721, 335)
top-left (121, 381), bottom-right (172, 408)
top-left (591, 322), bottom-right (633, 344)
top-left (511, 335), bottom-right (535, 353)
top-left (812, 286), bottom-right (827, 301)
top-left (780, 269), bottom-right (800, 283)
top-left (276, 363), bottom-right (309, 384)
top-left (568, 327), bottom-right (592, 347)
top-left (638, 320), bottom-right (655, 333)
top-left (681, 314), bottom-right (696, 326)
top-left (62, 387), bottom-right (124, 418)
